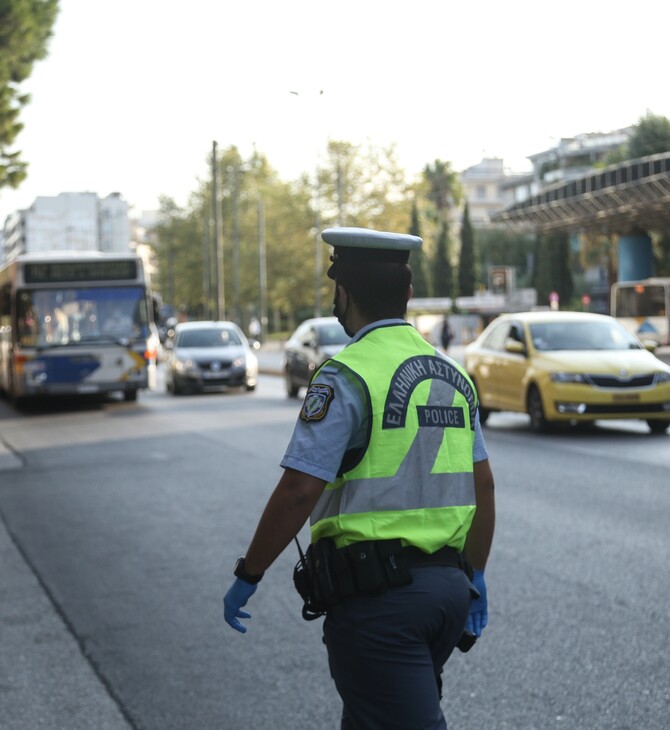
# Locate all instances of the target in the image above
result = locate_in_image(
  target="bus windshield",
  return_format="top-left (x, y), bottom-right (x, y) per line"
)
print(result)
top-left (16, 285), bottom-right (149, 347)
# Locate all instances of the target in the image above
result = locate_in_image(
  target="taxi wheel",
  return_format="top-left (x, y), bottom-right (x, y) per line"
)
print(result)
top-left (647, 419), bottom-right (669, 435)
top-left (527, 386), bottom-right (550, 433)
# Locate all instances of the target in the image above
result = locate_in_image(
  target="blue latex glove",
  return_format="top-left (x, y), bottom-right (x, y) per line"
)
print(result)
top-left (466, 569), bottom-right (488, 638)
top-left (223, 578), bottom-right (258, 633)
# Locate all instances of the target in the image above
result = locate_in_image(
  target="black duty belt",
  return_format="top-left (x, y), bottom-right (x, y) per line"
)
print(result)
top-left (402, 544), bottom-right (461, 568)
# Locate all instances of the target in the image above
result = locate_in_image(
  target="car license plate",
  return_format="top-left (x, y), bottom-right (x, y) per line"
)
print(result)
top-left (204, 369), bottom-right (229, 379)
top-left (613, 393), bottom-right (640, 402)
top-left (77, 384), bottom-right (100, 393)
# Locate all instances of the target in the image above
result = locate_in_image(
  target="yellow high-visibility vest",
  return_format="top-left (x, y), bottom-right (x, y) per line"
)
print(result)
top-left (311, 323), bottom-right (478, 553)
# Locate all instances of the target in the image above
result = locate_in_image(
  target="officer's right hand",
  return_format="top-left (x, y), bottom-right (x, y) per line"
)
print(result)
top-left (466, 569), bottom-right (488, 637)
top-left (223, 578), bottom-right (258, 633)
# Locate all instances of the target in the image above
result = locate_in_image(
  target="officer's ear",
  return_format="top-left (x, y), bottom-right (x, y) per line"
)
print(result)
top-left (336, 283), bottom-right (349, 304)
top-left (407, 283), bottom-right (414, 302)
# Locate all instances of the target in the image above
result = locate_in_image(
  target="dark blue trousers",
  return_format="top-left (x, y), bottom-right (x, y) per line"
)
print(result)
top-left (323, 565), bottom-right (471, 730)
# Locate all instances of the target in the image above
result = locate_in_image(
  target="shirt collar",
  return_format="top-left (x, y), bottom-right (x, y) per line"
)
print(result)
top-left (349, 318), bottom-right (407, 344)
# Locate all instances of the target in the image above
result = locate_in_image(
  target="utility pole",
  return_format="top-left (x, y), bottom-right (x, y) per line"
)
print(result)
top-left (202, 211), bottom-right (211, 319)
top-left (258, 198), bottom-right (268, 341)
top-left (211, 141), bottom-right (225, 320)
top-left (232, 163), bottom-right (241, 325)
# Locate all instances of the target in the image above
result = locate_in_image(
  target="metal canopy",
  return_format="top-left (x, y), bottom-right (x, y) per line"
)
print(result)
top-left (492, 151), bottom-right (670, 235)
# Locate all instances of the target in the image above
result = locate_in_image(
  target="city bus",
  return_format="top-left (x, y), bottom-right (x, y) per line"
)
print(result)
top-left (610, 278), bottom-right (670, 346)
top-left (0, 251), bottom-right (158, 404)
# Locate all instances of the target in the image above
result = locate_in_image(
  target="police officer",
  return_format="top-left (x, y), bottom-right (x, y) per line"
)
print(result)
top-left (224, 227), bottom-right (495, 730)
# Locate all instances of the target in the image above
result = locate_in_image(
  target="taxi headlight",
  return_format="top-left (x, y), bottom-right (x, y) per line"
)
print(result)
top-left (550, 372), bottom-right (586, 384)
top-left (656, 372), bottom-right (670, 384)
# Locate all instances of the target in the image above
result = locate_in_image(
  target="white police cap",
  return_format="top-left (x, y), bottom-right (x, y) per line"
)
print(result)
top-left (321, 227), bottom-right (422, 279)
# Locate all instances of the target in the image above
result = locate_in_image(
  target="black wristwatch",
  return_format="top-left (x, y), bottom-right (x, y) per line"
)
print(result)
top-left (234, 556), bottom-right (264, 584)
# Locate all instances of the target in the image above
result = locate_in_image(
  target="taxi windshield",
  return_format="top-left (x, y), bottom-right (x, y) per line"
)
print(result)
top-left (530, 320), bottom-right (642, 351)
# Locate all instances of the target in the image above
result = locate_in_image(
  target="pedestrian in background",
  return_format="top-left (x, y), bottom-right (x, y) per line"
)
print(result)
top-left (440, 316), bottom-right (453, 353)
top-left (224, 226), bottom-right (495, 729)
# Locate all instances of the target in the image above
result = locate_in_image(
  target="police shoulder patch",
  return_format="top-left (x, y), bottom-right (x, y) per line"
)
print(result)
top-left (300, 383), bottom-right (335, 422)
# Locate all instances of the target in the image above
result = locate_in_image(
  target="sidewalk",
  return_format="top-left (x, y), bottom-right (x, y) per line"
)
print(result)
top-left (0, 441), bottom-right (132, 729)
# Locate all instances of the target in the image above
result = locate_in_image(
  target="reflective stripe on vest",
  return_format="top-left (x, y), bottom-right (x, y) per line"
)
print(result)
top-left (310, 323), bottom-right (477, 552)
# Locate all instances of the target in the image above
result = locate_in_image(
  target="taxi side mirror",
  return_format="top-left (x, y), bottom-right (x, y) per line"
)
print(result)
top-left (640, 339), bottom-right (658, 352)
top-left (504, 338), bottom-right (526, 356)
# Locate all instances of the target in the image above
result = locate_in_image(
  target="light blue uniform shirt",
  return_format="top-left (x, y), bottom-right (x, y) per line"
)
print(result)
top-left (281, 319), bottom-right (489, 482)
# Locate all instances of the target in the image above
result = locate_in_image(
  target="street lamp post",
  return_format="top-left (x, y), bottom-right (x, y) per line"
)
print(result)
top-left (211, 140), bottom-right (225, 320)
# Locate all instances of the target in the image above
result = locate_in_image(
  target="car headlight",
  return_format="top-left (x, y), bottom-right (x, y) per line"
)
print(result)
top-left (175, 357), bottom-right (196, 373)
top-left (232, 357), bottom-right (245, 369)
top-left (550, 372), bottom-right (587, 384)
top-left (656, 372), bottom-right (670, 384)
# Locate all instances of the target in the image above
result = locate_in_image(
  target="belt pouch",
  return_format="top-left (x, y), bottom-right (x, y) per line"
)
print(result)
top-left (311, 538), bottom-right (339, 607)
top-left (331, 545), bottom-right (356, 598)
top-left (376, 539), bottom-right (412, 588)
top-left (346, 541), bottom-right (386, 595)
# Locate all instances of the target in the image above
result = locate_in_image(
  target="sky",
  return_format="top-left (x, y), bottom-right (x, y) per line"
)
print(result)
top-left (2, 0), bottom-right (670, 222)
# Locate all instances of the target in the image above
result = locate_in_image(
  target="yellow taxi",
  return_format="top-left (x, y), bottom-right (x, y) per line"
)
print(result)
top-left (463, 311), bottom-right (670, 434)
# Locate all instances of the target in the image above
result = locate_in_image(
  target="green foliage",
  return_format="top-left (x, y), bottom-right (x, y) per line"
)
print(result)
top-left (628, 112), bottom-right (670, 159)
top-left (533, 232), bottom-right (574, 306)
top-left (457, 203), bottom-right (476, 296)
top-left (408, 200), bottom-right (428, 298)
top-left (476, 227), bottom-right (535, 288)
top-left (654, 233), bottom-right (670, 276)
top-left (432, 223), bottom-right (452, 298)
top-left (423, 159), bottom-right (462, 215)
top-left (602, 112), bottom-right (670, 166)
top-left (0, 0), bottom-right (59, 189)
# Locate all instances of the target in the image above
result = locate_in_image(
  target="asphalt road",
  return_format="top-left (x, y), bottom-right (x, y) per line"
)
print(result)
top-left (1, 366), bottom-right (669, 729)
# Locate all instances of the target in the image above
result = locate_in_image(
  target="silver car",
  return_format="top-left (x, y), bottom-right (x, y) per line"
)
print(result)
top-left (283, 316), bottom-right (350, 397)
top-left (165, 321), bottom-right (258, 395)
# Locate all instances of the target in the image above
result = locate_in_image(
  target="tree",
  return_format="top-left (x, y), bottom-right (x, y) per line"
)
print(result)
top-left (603, 112), bottom-right (670, 165)
top-left (422, 160), bottom-right (462, 300)
top-left (533, 231), bottom-right (574, 306)
top-left (457, 203), bottom-right (476, 296)
top-left (408, 200), bottom-right (428, 298)
top-left (628, 112), bottom-right (670, 159)
top-left (432, 223), bottom-right (452, 298)
top-left (0, 0), bottom-right (59, 190)
top-left (477, 227), bottom-right (535, 289)
top-left (654, 233), bottom-right (670, 277)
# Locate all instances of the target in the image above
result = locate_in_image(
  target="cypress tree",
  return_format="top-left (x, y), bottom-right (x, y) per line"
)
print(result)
top-left (432, 222), bottom-right (452, 299)
top-left (458, 202), bottom-right (476, 296)
top-left (408, 201), bottom-right (428, 298)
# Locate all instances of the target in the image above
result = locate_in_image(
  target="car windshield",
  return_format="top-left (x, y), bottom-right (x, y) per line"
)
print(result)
top-left (177, 328), bottom-right (241, 348)
top-left (318, 322), bottom-right (349, 346)
top-left (529, 320), bottom-right (642, 351)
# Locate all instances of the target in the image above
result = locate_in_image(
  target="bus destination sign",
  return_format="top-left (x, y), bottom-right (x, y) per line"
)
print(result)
top-left (24, 259), bottom-right (138, 284)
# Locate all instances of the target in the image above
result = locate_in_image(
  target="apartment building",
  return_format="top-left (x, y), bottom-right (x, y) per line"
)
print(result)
top-left (2, 192), bottom-right (131, 263)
